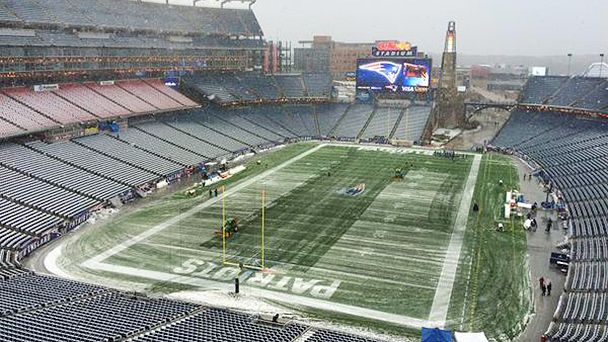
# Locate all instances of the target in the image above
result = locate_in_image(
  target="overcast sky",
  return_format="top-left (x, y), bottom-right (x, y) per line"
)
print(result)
top-left (149, 0), bottom-right (607, 56)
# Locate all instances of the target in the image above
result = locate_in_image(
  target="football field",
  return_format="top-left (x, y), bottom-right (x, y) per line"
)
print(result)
top-left (51, 143), bottom-right (530, 340)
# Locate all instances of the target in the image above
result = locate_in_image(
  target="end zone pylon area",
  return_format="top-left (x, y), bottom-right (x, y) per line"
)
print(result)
top-left (220, 185), bottom-right (268, 272)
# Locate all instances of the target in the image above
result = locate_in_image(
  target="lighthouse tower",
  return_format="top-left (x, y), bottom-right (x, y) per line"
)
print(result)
top-left (439, 21), bottom-right (457, 90)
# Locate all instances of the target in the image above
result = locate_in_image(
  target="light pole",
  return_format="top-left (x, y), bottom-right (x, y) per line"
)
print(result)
top-left (600, 54), bottom-right (605, 78)
top-left (567, 53), bottom-right (572, 76)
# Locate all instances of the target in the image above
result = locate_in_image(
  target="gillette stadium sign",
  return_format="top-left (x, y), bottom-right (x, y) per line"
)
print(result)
top-left (372, 41), bottom-right (417, 57)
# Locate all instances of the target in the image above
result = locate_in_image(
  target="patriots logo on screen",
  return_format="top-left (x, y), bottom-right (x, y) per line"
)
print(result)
top-left (359, 61), bottom-right (402, 84)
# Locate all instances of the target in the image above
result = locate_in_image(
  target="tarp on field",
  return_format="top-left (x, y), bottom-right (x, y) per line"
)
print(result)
top-left (422, 327), bottom-right (452, 342)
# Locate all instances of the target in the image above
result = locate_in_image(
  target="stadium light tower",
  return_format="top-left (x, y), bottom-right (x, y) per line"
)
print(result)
top-left (601, 53), bottom-right (605, 78)
top-left (567, 53), bottom-right (572, 76)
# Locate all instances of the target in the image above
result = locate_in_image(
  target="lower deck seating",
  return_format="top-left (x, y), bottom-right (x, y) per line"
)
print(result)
top-left (492, 110), bottom-right (608, 341)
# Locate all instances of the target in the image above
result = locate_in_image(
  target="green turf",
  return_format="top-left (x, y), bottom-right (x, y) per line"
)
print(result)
top-left (446, 154), bottom-right (531, 341)
top-left (56, 144), bottom-right (530, 340)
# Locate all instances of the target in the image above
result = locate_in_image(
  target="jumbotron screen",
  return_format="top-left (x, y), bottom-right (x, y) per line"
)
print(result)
top-left (356, 58), bottom-right (431, 93)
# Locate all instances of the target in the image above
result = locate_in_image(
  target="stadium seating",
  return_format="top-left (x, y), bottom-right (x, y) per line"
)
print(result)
top-left (192, 110), bottom-right (273, 148)
top-left (132, 309), bottom-right (307, 342)
top-left (549, 77), bottom-right (606, 107)
top-left (133, 122), bottom-right (228, 161)
top-left (333, 104), bottom-right (374, 139)
top-left (0, 197), bottom-right (62, 236)
top-left (0, 165), bottom-right (98, 219)
top-left (0, 0), bottom-right (261, 36)
top-left (360, 106), bottom-right (403, 141)
top-left (303, 74), bottom-right (333, 98)
top-left (75, 134), bottom-right (183, 176)
top-left (184, 73), bottom-right (333, 104)
top-left (0, 93), bottom-right (59, 132)
top-left (318, 104), bottom-right (349, 136)
top-left (145, 80), bottom-right (200, 107)
top-left (0, 143), bottom-right (129, 201)
top-left (492, 110), bottom-right (608, 341)
top-left (26, 140), bottom-right (158, 188)
top-left (519, 76), bottom-right (608, 114)
top-left (117, 81), bottom-right (183, 111)
top-left (577, 80), bottom-right (608, 112)
top-left (520, 76), bottom-right (569, 104)
top-left (217, 109), bottom-right (286, 142)
top-left (391, 106), bottom-right (431, 143)
top-left (0, 80), bottom-right (198, 139)
top-left (2, 87), bottom-right (96, 124)
top-left (53, 84), bottom-right (131, 119)
top-left (274, 75), bottom-right (306, 98)
top-left (239, 107), bottom-right (299, 138)
top-left (86, 83), bottom-right (157, 113)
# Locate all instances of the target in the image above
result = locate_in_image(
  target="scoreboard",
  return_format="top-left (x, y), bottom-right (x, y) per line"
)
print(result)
top-left (356, 58), bottom-right (432, 94)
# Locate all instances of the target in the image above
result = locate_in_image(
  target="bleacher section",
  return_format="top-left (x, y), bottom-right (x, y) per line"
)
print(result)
top-left (0, 143), bottom-right (128, 201)
top-left (318, 104), bottom-right (349, 136)
top-left (26, 140), bottom-right (158, 188)
top-left (0, 165), bottom-right (98, 219)
top-left (0, 272), bottom-right (387, 342)
top-left (360, 106), bottom-right (403, 142)
top-left (132, 309), bottom-right (307, 342)
top-left (117, 81), bottom-right (184, 110)
top-left (333, 104), bottom-right (374, 139)
top-left (274, 75), bottom-right (306, 98)
top-left (0, 80), bottom-right (198, 139)
top-left (520, 76), bottom-right (569, 104)
top-left (491, 110), bottom-right (608, 341)
top-left (303, 74), bottom-right (333, 98)
top-left (521, 76), bottom-right (608, 113)
top-left (75, 134), bottom-right (183, 177)
top-left (184, 73), bottom-right (332, 104)
top-left (0, 0), bottom-right (261, 36)
top-left (0, 93), bottom-right (59, 133)
top-left (53, 84), bottom-right (131, 119)
top-left (392, 106), bottom-right (432, 143)
top-left (2, 87), bottom-right (96, 124)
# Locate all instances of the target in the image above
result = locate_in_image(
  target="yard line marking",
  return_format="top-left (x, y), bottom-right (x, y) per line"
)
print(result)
top-left (428, 154), bottom-right (482, 327)
top-left (82, 144), bottom-right (325, 268)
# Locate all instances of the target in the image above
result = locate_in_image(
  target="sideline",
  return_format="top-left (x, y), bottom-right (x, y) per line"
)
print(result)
top-left (428, 154), bottom-right (482, 326)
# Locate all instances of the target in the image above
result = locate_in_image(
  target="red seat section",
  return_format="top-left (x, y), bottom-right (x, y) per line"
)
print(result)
top-left (54, 84), bottom-right (132, 119)
top-left (3, 87), bottom-right (96, 124)
top-left (0, 92), bottom-right (59, 131)
top-left (0, 120), bottom-right (24, 138)
top-left (117, 81), bottom-right (183, 110)
top-left (87, 83), bottom-right (157, 113)
top-left (145, 79), bottom-right (199, 107)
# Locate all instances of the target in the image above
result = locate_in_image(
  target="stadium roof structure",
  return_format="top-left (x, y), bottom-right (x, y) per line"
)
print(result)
top-left (583, 62), bottom-right (608, 78)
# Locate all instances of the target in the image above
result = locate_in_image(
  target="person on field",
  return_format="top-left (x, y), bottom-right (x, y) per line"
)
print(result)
top-left (546, 279), bottom-right (552, 296)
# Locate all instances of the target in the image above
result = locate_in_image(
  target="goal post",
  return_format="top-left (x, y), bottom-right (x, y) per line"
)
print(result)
top-left (221, 186), bottom-right (267, 272)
